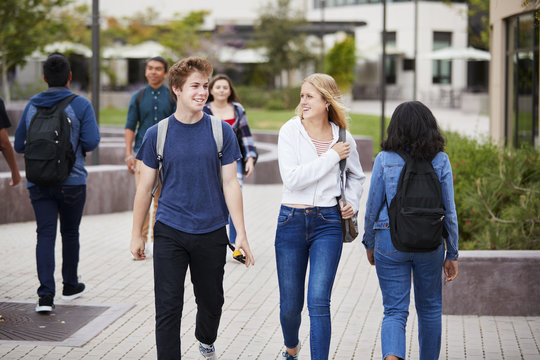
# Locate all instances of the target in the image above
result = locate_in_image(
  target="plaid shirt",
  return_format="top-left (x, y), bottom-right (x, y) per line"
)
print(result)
top-left (203, 101), bottom-right (257, 160)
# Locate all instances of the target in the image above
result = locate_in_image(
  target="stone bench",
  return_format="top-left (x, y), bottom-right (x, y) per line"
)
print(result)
top-left (442, 250), bottom-right (540, 316)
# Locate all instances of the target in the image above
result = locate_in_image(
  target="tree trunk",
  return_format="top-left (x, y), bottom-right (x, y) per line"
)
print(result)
top-left (1, 55), bottom-right (11, 104)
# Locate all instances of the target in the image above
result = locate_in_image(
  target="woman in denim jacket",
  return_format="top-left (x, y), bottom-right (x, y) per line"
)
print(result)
top-left (276, 73), bottom-right (365, 360)
top-left (362, 101), bottom-right (459, 360)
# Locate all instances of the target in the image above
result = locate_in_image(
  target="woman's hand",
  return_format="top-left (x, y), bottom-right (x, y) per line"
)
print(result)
top-left (366, 249), bottom-right (375, 265)
top-left (339, 200), bottom-right (354, 219)
top-left (331, 141), bottom-right (350, 160)
top-left (244, 157), bottom-right (255, 178)
top-left (444, 259), bottom-right (458, 283)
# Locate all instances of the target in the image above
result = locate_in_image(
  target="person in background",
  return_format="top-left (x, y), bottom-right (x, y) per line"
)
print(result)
top-left (14, 53), bottom-right (100, 313)
top-left (130, 57), bottom-right (254, 360)
top-left (275, 73), bottom-right (365, 360)
top-left (203, 74), bottom-right (257, 257)
top-left (0, 97), bottom-right (21, 186)
top-left (362, 101), bottom-right (459, 360)
top-left (125, 56), bottom-right (175, 258)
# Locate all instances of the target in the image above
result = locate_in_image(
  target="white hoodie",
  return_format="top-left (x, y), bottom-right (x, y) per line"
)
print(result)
top-left (278, 116), bottom-right (366, 213)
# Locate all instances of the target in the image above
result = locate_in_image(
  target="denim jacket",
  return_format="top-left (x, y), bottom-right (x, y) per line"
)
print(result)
top-left (362, 151), bottom-right (459, 260)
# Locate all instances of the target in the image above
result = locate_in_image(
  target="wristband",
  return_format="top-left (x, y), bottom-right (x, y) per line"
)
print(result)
top-left (125, 154), bottom-right (135, 162)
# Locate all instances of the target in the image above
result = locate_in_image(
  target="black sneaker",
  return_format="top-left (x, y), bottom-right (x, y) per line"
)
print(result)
top-left (35, 295), bottom-right (54, 313)
top-left (62, 283), bottom-right (85, 300)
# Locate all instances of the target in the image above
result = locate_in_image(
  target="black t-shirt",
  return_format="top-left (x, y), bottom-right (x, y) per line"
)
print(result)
top-left (0, 98), bottom-right (11, 130)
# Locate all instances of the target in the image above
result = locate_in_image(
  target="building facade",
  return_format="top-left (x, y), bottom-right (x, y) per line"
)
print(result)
top-left (490, 0), bottom-right (539, 147)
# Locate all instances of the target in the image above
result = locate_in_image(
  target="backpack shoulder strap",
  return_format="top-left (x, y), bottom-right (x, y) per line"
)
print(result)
top-left (209, 115), bottom-right (224, 186)
top-left (152, 117), bottom-right (169, 197)
top-left (210, 115), bottom-right (223, 159)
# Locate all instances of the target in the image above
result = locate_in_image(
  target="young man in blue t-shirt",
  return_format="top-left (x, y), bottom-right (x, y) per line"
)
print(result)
top-left (130, 57), bottom-right (255, 360)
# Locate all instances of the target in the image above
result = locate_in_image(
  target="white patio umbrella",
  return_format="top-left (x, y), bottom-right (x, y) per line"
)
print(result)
top-left (103, 41), bottom-right (175, 59)
top-left (30, 41), bottom-right (93, 60)
top-left (423, 46), bottom-right (491, 61)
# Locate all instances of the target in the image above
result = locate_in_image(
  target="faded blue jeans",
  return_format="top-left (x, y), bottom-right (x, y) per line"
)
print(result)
top-left (375, 228), bottom-right (445, 360)
top-left (275, 205), bottom-right (343, 360)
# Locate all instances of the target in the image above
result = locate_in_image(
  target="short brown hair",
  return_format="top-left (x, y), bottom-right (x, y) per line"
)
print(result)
top-left (168, 57), bottom-right (213, 101)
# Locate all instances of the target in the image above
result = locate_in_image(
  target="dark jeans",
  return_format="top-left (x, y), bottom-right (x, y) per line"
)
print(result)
top-left (29, 185), bottom-right (86, 297)
top-left (153, 221), bottom-right (228, 360)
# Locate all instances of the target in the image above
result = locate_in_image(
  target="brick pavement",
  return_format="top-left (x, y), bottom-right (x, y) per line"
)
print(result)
top-left (1, 183), bottom-right (539, 359)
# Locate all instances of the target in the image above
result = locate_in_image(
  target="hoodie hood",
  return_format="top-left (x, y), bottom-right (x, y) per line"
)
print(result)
top-left (29, 87), bottom-right (74, 108)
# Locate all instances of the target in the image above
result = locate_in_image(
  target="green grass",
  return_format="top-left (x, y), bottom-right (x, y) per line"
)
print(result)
top-left (99, 108), bottom-right (128, 126)
top-left (100, 108), bottom-right (387, 154)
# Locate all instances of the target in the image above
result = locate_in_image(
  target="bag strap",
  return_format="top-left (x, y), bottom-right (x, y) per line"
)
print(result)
top-left (210, 114), bottom-right (224, 186)
top-left (152, 117), bottom-right (169, 197)
top-left (338, 127), bottom-right (347, 206)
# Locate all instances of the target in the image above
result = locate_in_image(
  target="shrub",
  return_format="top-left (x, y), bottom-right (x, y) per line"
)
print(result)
top-left (446, 132), bottom-right (540, 250)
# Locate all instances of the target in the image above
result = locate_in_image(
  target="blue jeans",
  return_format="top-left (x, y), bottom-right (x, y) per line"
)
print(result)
top-left (374, 229), bottom-right (445, 360)
top-left (29, 185), bottom-right (86, 297)
top-left (228, 162), bottom-right (244, 244)
top-left (275, 205), bottom-right (343, 360)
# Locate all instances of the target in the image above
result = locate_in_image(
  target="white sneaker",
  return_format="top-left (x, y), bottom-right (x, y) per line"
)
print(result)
top-left (145, 242), bottom-right (153, 258)
top-left (199, 343), bottom-right (217, 359)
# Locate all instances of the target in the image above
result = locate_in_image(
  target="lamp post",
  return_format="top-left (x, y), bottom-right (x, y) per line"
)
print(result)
top-left (413, 0), bottom-right (418, 100)
top-left (380, 0), bottom-right (387, 144)
top-left (91, 0), bottom-right (100, 165)
top-left (320, 0), bottom-right (326, 72)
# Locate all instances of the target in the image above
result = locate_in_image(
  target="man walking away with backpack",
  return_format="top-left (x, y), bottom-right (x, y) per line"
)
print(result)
top-left (362, 101), bottom-right (458, 360)
top-left (125, 56), bottom-right (175, 258)
top-left (14, 53), bottom-right (100, 313)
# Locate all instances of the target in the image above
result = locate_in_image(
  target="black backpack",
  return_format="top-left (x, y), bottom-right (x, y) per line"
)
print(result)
top-left (381, 150), bottom-right (447, 252)
top-left (24, 94), bottom-right (78, 186)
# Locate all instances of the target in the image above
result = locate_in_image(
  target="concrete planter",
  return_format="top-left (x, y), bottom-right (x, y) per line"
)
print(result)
top-left (442, 250), bottom-right (540, 316)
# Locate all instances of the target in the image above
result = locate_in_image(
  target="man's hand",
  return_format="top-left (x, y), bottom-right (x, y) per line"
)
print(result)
top-left (234, 233), bottom-right (255, 267)
top-left (126, 155), bottom-right (136, 174)
top-left (130, 234), bottom-right (146, 260)
top-left (10, 170), bottom-right (21, 186)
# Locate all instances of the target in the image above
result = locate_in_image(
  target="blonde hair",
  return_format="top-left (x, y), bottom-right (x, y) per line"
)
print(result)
top-left (168, 57), bottom-right (213, 101)
top-left (295, 73), bottom-right (348, 129)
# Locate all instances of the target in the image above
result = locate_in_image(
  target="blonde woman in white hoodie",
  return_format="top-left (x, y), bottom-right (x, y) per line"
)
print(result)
top-left (275, 73), bottom-right (365, 360)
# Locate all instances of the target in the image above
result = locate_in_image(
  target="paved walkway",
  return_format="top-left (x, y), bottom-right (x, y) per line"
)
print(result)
top-left (351, 100), bottom-right (490, 141)
top-left (1, 183), bottom-right (539, 359)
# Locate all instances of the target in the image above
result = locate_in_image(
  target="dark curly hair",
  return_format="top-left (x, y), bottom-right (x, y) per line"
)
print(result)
top-left (381, 101), bottom-right (445, 160)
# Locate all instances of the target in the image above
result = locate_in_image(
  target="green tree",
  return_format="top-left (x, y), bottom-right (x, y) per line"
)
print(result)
top-left (325, 36), bottom-right (356, 94)
top-left (0, 0), bottom-right (70, 103)
top-left (467, 0), bottom-right (490, 50)
top-left (253, 0), bottom-right (315, 98)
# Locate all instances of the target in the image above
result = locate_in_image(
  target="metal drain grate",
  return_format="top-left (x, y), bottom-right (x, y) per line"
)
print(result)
top-left (0, 301), bottom-right (108, 342)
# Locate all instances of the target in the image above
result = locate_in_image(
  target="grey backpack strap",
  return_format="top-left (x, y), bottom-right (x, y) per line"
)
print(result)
top-left (210, 115), bottom-right (223, 158)
top-left (338, 127), bottom-right (347, 205)
top-left (209, 115), bottom-right (224, 185)
top-left (152, 117), bottom-right (169, 197)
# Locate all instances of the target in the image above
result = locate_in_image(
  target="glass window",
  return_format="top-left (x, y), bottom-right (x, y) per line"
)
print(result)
top-left (506, 12), bottom-right (539, 147)
top-left (432, 32), bottom-right (452, 84)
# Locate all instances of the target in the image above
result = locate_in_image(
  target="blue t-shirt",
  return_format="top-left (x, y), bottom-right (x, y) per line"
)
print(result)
top-left (136, 113), bottom-right (241, 234)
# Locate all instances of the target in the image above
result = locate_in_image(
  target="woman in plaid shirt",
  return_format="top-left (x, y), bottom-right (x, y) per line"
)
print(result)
top-left (203, 74), bottom-right (257, 250)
